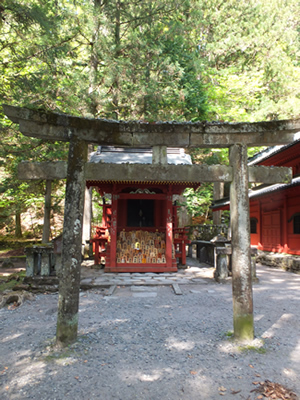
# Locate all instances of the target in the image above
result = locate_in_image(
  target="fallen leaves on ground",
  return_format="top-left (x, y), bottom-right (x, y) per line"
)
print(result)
top-left (219, 386), bottom-right (227, 395)
top-left (231, 389), bottom-right (241, 395)
top-left (7, 301), bottom-right (19, 310)
top-left (251, 380), bottom-right (298, 399)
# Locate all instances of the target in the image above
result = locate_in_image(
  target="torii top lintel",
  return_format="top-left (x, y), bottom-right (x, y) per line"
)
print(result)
top-left (3, 104), bottom-right (300, 148)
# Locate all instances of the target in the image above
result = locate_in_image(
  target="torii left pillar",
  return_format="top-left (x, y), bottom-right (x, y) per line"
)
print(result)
top-left (56, 136), bottom-right (87, 346)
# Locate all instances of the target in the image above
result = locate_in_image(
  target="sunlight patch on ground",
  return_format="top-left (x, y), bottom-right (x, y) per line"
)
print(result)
top-left (1, 332), bottom-right (23, 342)
top-left (120, 367), bottom-right (176, 383)
top-left (262, 313), bottom-right (293, 338)
top-left (14, 350), bottom-right (33, 363)
top-left (254, 314), bottom-right (265, 321)
top-left (218, 337), bottom-right (265, 354)
top-left (9, 361), bottom-right (46, 389)
top-left (54, 357), bottom-right (78, 366)
top-left (165, 337), bottom-right (195, 351)
top-left (283, 367), bottom-right (297, 379)
top-left (137, 372), bottom-right (162, 382)
top-left (158, 304), bottom-right (172, 309)
top-left (289, 338), bottom-right (300, 364)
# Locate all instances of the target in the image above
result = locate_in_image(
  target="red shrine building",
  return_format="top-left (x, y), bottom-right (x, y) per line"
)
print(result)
top-left (87, 147), bottom-right (198, 272)
top-left (213, 137), bottom-right (300, 255)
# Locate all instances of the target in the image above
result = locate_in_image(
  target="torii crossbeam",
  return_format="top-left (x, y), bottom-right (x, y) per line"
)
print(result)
top-left (3, 104), bottom-right (300, 346)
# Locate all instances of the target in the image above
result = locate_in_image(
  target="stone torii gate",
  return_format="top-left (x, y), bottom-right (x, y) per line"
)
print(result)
top-left (3, 104), bottom-right (299, 347)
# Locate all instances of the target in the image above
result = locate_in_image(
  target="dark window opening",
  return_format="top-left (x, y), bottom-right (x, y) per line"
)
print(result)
top-left (127, 199), bottom-right (154, 227)
top-left (250, 218), bottom-right (257, 234)
top-left (294, 215), bottom-right (300, 234)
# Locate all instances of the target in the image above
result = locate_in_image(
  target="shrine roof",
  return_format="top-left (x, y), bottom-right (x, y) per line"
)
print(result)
top-left (212, 176), bottom-right (300, 210)
top-left (90, 146), bottom-right (192, 165)
top-left (248, 132), bottom-right (300, 166)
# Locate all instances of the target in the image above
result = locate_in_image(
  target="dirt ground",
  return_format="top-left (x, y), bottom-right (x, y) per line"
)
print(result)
top-left (0, 261), bottom-right (300, 400)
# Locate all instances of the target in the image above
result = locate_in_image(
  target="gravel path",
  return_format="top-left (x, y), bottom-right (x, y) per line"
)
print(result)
top-left (1, 263), bottom-right (300, 400)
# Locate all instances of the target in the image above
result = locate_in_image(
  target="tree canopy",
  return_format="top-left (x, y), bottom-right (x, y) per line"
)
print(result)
top-left (1, 0), bottom-right (299, 235)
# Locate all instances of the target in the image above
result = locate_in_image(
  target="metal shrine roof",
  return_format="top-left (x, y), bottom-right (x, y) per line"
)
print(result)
top-left (248, 132), bottom-right (300, 166)
top-left (213, 136), bottom-right (300, 210)
top-left (90, 146), bottom-right (192, 165)
top-left (213, 176), bottom-right (300, 210)
top-left (248, 176), bottom-right (300, 198)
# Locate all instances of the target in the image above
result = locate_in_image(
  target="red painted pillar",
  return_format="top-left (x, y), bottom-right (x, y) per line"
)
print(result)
top-left (110, 194), bottom-right (118, 268)
top-left (166, 193), bottom-right (173, 269)
top-left (283, 195), bottom-right (288, 252)
top-left (258, 200), bottom-right (263, 250)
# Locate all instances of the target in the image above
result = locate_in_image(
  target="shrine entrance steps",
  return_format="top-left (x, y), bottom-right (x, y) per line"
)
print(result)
top-left (80, 257), bottom-right (214, 288)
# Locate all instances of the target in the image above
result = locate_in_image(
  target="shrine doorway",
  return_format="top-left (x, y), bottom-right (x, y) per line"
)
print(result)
top-left (127, 199), bottom-right (154, 227)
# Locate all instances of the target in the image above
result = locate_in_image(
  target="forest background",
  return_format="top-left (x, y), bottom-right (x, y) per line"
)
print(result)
top-left (0, 0), bottom-right (299, 240)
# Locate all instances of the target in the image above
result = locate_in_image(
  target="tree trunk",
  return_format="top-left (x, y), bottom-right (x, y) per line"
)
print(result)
top-left (42, 180), bottom-right (52, 243)
top-left (15, 211), bottom-right (22, 238)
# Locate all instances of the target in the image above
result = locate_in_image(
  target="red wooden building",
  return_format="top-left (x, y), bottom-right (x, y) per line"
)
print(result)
top-left (87, 147), bottom-right (199, 272)
top-left (213, 138), bottom-right (300, 255)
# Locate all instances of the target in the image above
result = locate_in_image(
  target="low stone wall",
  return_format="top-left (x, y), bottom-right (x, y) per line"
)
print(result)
top-left (256, 251), bottom-right (300, 273)
top-left (189, 224), bottom-right (229, 241)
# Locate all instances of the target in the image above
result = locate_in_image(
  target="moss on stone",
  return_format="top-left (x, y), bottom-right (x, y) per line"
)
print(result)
top-left (233, 314), bottom-right (254, 341)
top-left (56, 314), bottom-right (79, 347)
top-left (238, 345), bottom-right (266, 354)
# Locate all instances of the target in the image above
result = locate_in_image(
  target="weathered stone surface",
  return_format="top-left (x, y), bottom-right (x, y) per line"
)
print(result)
top-left (19, 162), bottom-right (234, 183)
top-left (248, 165), bottom-right (292, 184)
top-left (257, 251), bottom-right (300, 273)
top-left (190, 131), bottom-right (298, 147)
top-left (152, 146), bottom-right (168, 164)
top-left (106, 285), bottom-right (117, 296)
top-left (4, 104), bottom-right (299, 148)
top-left (131, 286), bottom-right (158, 292)
top-left (0, 291), bottom-right (35, 309)
top-left (132, 131), bottom-right (190, 147)
top-left (86, 163), bottom-right (233, 183)
top-left (0, 259), bottom-right (15, 269)
top-left (42, 180), bottom-right (52, 243)
top-left (229, 144), bottom-right (254, 340)
top-left (172, 283), bottom-right (183, 295)
top-left (18, 160), bottom-right (292, 186)
top-left (56, 137), bottom-right (87, 347)
top-left (213, 182), bottom-right (224, 225)
top-left (132, 292), bottom-right (157, 298)
top-left (18, 161), bottom-right (67, 180)
top-left (214, 254), bottom-right (229, 281)
top-left (40, 253), bottom-right (51, 276)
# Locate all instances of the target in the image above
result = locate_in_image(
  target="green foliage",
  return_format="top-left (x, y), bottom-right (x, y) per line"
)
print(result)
top-left (183, 184), bottom-right (213, 219)
top-left (238, 344), bottom-right (266, 354)
top-left (1, 0), bottom-right (300, 231)
top-left (197, 0), bottom-right (300, 122)
top-left (0, 270), bottom-right (26, 293)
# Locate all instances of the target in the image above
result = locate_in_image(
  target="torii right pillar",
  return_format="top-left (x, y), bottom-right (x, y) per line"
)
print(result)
top-left (229, 144), bottom-right (254, 340)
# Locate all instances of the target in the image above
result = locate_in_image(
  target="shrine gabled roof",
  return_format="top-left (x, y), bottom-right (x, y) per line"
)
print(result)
top-left (248, 132), bottom-right (300, 166)
top-left (89, 146), bottom-right (192, 165)
top-left (212, 176), bottom-right (300, 210)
